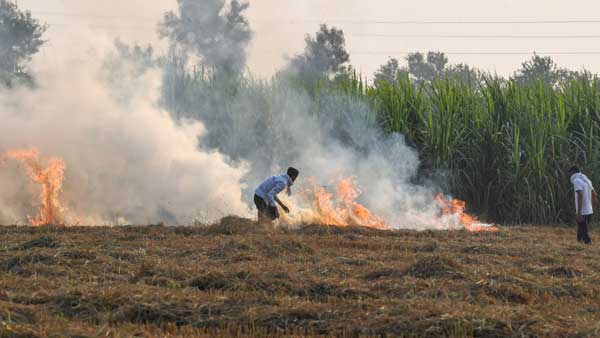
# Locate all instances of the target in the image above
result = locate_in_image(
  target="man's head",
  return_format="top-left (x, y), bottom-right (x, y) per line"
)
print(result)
top-left (568, 165), bottom-right (580, 181)
top-left (287, 167), bottom-right (299, 182)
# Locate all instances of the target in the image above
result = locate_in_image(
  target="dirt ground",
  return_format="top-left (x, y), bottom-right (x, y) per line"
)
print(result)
top-left (0, 217), bottom-right (599, 337)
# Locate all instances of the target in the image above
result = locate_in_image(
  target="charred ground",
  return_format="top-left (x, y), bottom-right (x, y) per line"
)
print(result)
top-left (0, 218), bottom-right (599, 337)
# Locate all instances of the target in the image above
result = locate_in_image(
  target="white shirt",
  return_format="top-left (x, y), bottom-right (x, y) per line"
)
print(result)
top-left (255, 174), bottom-right (293, 207)
top-left (571, 173), bottom-right (594, 215)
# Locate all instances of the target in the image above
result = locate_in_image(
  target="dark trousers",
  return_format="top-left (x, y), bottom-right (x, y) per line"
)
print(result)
top-left (577, 214), bottom-right (592, 244)
top-left (254, 194), bottom-right (278, 221)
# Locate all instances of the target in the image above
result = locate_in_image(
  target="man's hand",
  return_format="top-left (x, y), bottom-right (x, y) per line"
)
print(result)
top-left (576, 214), bottom-right (584, 223)
top-left (275, 196), bottom-right (290, 214)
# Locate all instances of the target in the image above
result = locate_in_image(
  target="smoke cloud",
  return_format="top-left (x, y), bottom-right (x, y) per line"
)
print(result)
top-left (170, 75), bottom-right (442, 229)
top-left (0, 1), bottom-right (487, 230)
top-left (0, 34), bottom-right (250, 225)
top-left (154, 2), bottom-right (443, 229)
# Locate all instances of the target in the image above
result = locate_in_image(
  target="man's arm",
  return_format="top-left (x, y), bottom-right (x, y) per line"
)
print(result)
top-left (266, 181), bottom-right (287, 207)
top-left (275, 196), bottom-right (290, 213)
top-left (576, 190), bottom-right (584, 222)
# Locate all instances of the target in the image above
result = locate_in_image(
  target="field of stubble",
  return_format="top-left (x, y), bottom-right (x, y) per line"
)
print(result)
top-left (0, 217), bottom-right (599, 337)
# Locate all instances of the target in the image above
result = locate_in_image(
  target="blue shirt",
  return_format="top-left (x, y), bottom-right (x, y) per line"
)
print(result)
top-left (255, 174), bottom-right (293, 206)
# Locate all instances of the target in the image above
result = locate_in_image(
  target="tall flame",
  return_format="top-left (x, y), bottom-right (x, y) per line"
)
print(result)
top-left (435, 194), bottom-right (498, 232)
top-left (281, 177), bottom-right (390, 230)
top-left (1, 148), bottom-right (66, 226)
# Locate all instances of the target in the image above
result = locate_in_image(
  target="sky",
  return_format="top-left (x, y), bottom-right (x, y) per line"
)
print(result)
top-left (18, 0), bottom-right (600, 78)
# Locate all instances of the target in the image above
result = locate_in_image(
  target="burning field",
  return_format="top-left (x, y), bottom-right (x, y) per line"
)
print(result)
top-left (0, 221), bottom-right (599, 337)
top-left (0, 147), bottom-right (497, 233)
top-left (2, 1), bottom-right (598, 335)
top-left (1, 148), bottom-right (581, 338)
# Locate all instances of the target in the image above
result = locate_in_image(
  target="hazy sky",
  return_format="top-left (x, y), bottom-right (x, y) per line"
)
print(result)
top-left (19, 0), bottom-right (600, 78)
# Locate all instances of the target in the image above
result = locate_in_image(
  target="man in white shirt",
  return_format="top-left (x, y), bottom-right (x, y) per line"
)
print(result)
top-left (568, 166), bottom-right (596, 244)
top-left (254, 167), bottom-right (299, 223)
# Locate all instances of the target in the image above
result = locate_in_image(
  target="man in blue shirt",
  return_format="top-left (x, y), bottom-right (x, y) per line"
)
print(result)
top-left (254, 167), bottom-right (299, 222)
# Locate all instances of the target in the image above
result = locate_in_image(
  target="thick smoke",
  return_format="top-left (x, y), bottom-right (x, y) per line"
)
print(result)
top-left (169, 78), bottom-right (440, 228)
top-left (160, 2), bottom-right (443, 229)
top-left (0, 1), bottom-right (464, 229)
top-left (0, 35), bottom-right (250, 225)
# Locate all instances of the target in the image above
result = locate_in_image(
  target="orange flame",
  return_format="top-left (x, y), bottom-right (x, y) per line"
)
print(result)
top-left (282, 177), bottom-right (497, 232)
top-left (1, 148), bottom-right (66, 226)
top-left (435, 194), bottom-right (498, 232)
top-left (282, 177), bottom-right (390, 230)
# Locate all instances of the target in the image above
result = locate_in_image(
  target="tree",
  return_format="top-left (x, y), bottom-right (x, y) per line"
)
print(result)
top-left (113, 39), bottom-right (156, 70)
top-left (159, 0), bottom-right (252, 78)
top-left (513, 54), bottom-right (569, 87)
top-left (406, 51), bottom-right (448, 84)
top-left (375, 52), bottom-right (482, 87)
top-left (373, 57), bottom-right (406, 86)
top-left (0, 0), bottom-right (46, 86)
top-left (286, 24), bottom-right (350, 84)
top-left (445, 63), bottom-right (483, 87)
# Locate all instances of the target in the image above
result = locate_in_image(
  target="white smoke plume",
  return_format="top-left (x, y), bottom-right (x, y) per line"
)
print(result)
top-left (157, 1), bottom-right (446, 229)
top-left (0, 34), bottom-right (250, 225)
top-left (0, 1), bottom-right (492, 231)
top-left (155, 0), bottom-right (497, 231)
top-left (183, 82), bottom-right (442, 229)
